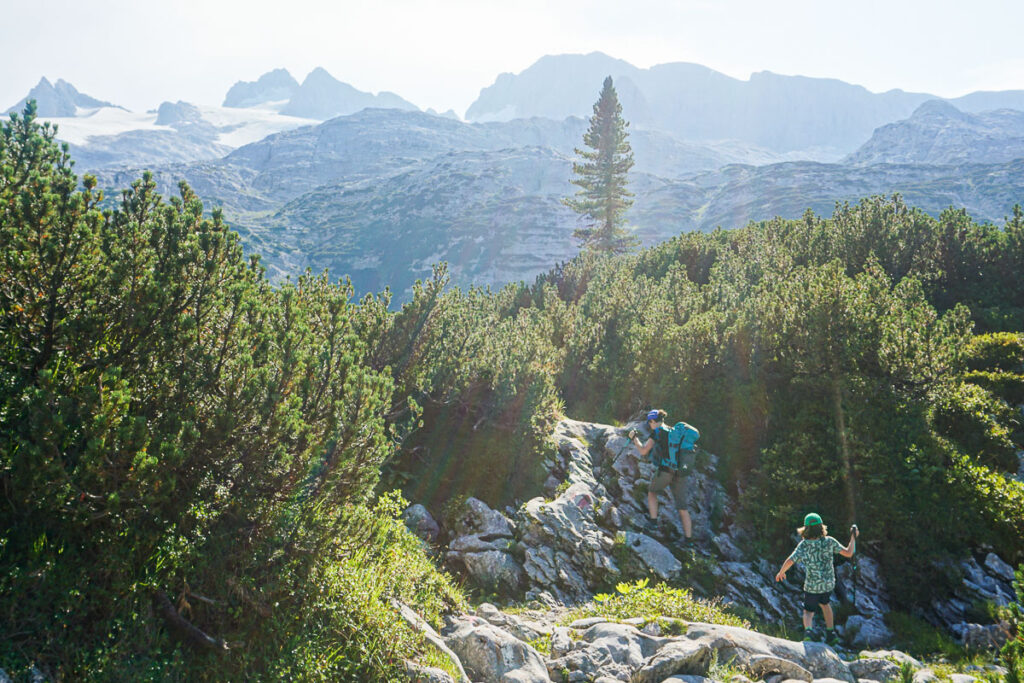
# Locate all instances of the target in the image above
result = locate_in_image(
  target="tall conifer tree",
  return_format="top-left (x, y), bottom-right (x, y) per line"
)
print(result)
top-left (565, 76), bottom-right (637, 254)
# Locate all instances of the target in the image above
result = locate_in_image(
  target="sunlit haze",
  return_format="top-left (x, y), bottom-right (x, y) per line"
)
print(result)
top-left (3, 0), bottom-right (1023, 116)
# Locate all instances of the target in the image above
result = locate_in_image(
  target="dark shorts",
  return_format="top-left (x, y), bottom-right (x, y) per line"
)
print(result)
top-left (802, 591), bottom-right (832, 611)
top-left (648, 468), bottom-right (690, 509)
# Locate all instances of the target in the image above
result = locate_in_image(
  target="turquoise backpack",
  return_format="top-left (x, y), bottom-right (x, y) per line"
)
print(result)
top-left (654, 422), bottom-right (700, 473)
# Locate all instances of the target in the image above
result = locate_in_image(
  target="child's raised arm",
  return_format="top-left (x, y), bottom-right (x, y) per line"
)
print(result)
top-left (839, 525), bottom-right (859, 558)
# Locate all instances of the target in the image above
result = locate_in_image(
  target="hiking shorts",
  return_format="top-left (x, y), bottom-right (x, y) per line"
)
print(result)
top-left (802, 591), bottom-right (832, 612)
top-left (648, 468), bottom-right (690, 510)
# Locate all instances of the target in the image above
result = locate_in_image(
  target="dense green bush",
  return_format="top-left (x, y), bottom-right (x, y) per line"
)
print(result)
top-left (0, 104), bottom-right (463, 680)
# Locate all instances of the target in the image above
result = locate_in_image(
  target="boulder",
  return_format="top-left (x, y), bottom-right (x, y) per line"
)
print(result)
top-left (619, 531), bottom-right (682, 582)
top-left (911, 670), bottom-right (938, 683)
top-left (949, 676), bottom-right (978, 683)
top-left (0, 668), bottom-right (11, 683)
top-left (551, 626), bottom-right (576, 658)
top-left (442, 616), bottom-right (549, 683)
top-left (950, 622), bottom-right (1009, 650)
top-left (405, 661), bottom-right (456, 683)
top-left (680, 623), bottom-right (853, 682)
top-left (459, 550), bottom-right (523, 594)
top-left (630, 639), bottom-right (712, 683)
top-left (474, 603), bottom-right (548, 644)
top-left (983, 553), bottom-right (1016, 584)
top-left (857, 650), bottom-right (921, 668)
top-left (403, 503), bottom-right (441, 543)
top-left (746, 654), bottom-right (812, 682)
top-left (847, 658), bottom-right (901, 682)
top-left (843, 616), bottom-right (894, 649)
top-left (660, 676), bottom-right (716, 683)
top-left (452, 497), bottom-right (515, 540)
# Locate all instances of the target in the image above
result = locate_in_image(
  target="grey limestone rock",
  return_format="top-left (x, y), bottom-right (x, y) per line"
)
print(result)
top-left (442, 616), bottom-right (549, 683)
top-left (745, 654), bottom-right (813, 681)
top-left (459, 550), bottom-right (524, 594)
top-left (631, 638), bottom-right (712, 683)
top-left (911, 670), bottom-right (938, 683)
top-left (681, 623), bottom-right (853, 682)
top-left (453, 497), bottom-right (516, 540)
top-left (843, 616), bottom-right (894, 649)
top-left (393, 600), bottom-right (470, 683)
top-left (405, 661), bottom-right (456, 683)
top-left (474, 603), bottom-right (548, 644)
top-left (619, 531), bottom-right (682, 582)
top-left (847, 658), bottom-right (901, 682)
top-left (983, 552), bottom-right (1016, 583)
top-left (856, 650), bottom-right (921, 668)
top-left (403, 503), bottom-right (441, 544)
top-left (950, 621), bottom-right (1009, 651)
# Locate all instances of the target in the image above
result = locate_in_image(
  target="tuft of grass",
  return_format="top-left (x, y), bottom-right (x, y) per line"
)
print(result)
top-left (561, 579), bottom-right (749, 628)
top-left (885, 611), bottom-right (966, 659)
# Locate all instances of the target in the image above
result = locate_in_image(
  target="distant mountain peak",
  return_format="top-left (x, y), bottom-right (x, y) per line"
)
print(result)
top-left (911, 98), bottom-right (971, 120)
top-left (223, 68), bottom-right (300, 108)
top-left (5, 77), bottom-right (119, 116)
top-left (279, 67), bottom-right (417, 120)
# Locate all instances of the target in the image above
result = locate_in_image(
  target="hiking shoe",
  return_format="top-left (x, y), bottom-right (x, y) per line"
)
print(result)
top-left (801, 627), bottom-right (814, 642)
top-left (825, 629), bottom-right (840, 647)
top-left (641, 518), bottom-right (658, 535)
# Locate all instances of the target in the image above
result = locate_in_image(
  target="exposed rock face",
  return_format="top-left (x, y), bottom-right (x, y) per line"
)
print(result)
top-left (223, 68), bottom-right (300, 108)
top-left (5, 77), bottom-right (119, 116)
top-left (445, 497), bottom-right (522, 595)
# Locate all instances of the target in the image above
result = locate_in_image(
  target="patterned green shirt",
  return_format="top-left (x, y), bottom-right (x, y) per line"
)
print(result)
top-left (789, 536), bottom-right (844, 593)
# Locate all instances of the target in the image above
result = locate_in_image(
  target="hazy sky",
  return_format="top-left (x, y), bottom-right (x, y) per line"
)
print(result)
top-left (3, 0), bottom-right (1023, 117)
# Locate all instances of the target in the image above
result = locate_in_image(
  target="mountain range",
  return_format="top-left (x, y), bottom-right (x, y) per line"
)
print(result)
top-left (465, 52), bottom-right (1024, 154)
top-left (9, 54), bottom-right (1024, 300)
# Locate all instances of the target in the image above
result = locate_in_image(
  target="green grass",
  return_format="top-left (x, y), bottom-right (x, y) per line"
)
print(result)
top-left (561, 579), bottom-right (749, 628)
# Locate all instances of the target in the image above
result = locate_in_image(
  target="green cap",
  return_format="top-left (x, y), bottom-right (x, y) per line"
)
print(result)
top-left (803, 512), bottom-right (823, 527)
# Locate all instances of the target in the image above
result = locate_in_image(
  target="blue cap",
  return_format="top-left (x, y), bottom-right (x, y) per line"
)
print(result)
top-left (646, 410), bottom-right (661, 421)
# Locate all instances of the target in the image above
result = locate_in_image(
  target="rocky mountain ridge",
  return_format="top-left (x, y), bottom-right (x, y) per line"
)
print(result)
top-left (392, 416), bottom-right (1016, 682)
top-left (4, 77), bottom-right (121, 117)
top-left (465, 52), bottom-right (1024, 155)
top-left (91, 106), bottom-right (1024, 299)
top-left (846, 100), bottom-right (1024, 165)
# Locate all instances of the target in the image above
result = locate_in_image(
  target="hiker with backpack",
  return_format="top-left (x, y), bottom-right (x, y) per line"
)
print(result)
top-left (775, 513), bottom-right (859, 645)
top-left (628, 409), bottom-right (699, 547)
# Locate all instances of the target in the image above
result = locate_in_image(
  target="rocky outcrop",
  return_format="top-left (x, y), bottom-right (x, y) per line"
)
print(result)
top-left (413, 416), bottom-right (1017, 658)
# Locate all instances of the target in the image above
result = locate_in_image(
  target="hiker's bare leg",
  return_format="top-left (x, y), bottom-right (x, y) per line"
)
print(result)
top-left (679, 509), bottom-right (692, 538)
top-left (821, 603), bottom-right (834, 629)
top-left (647, 490), bottom-right (659, 520)
top-left (802, 610), bottom-right (814, 629)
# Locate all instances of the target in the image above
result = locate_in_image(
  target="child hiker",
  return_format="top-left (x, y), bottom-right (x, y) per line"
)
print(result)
top-left (775, 512), bottom-right (858, 645)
